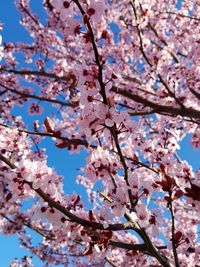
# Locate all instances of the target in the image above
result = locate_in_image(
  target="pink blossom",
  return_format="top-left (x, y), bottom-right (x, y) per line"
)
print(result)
top-left (86, 1), bottom-right (106, 24)
top-left (0, 0), bottom-right (200, 266)
top-left (28, 102), bottom-right (43, 115)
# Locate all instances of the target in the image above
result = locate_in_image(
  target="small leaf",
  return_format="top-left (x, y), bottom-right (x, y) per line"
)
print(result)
top-left (173, 231), bottom-right (183, 244)
top-left (33, 120), bottom-right (39, 132)
top-left (74, 195), bottom-right (81, 206)
top-left (89, 210), bottom-right (94, 222)
top-left (105, 231), bottom-right (112, 240)
top-left (173, 190), bottom-right (184, 200)
top-left (44, 117), bottom-right (54, 133)
top-left (133, 154), bottom-right (139, 162)
top-left (84, 243), bottom-right (93, 255)
top-left (5, 192), bottom-right (12, 201)
top-left (55, 140), bottom-right (68, 148)
top-left (159, 163), bottom-right (166, 174)
top-left (185, 183), bottom-right (200, 201)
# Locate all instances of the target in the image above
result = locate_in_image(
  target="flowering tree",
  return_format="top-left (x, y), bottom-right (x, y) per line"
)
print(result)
top-left (0, 0), bottom-right (200, 266)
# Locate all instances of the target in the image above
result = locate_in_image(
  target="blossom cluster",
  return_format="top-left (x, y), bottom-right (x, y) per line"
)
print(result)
top-left (0, 0), bottom-right (200, 266)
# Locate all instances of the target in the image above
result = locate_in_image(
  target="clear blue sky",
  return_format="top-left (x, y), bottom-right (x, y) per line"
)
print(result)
top-left (0, 1), bottom-right (200, 266)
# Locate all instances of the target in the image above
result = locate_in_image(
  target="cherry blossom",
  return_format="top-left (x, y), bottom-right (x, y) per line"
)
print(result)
top-left (0, 0), bottom-right (200, 266)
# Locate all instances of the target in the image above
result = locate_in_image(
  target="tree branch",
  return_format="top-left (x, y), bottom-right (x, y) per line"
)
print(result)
top-left (0, 153), bottom-right (136, 232)
top-left (169, 193), bottom-right (180, 267)
top-left (72, 0), bottom-right (107, 104)
top-left (0, 83), bottom-right (77, 108)
top-left (111, 86), bottom-right (200, 120)
top-left (0, 212), bottom-right (55, 240)
top-left (0, 153), bottom-right (171, 266)
top-left (109, 239), bottom-right (149, 253)
top-left (1, 67), bottom-right (70, 82)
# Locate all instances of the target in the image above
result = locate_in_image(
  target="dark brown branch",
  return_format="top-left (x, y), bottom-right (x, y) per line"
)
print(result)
top-left (0, 212), bottom-right (54, 240)
top-left (109, 239), bottom-right (149, 253)
top-left (1, 68), bottom-right (70, 82)
top-left (118, 102), bottom-right (157, 116)
top-left (0, 212), bottom-right (18, 225)
top-left (0, 153), bottom-right (136, 232)
top-left (148, 22), bottom-right (179, 63)
top-left (0, 153), bottom-right (16, 169)
top-left (164, 11), bottom-right (200, 22)
top-left (130, 2), bottom-right (187, 114)
top-left (105, 257), bottom-right (117, 267)
top-left (169, 193), bottom-right (180, 267)
top-left (73, 0), bottom-right (107, 104)
top-left (188, 86), bottom-right (200, 101)
top-left (124, 213), bottom-right (171, 267)
top-left (0, 123), bottom-right (90, 150)
top-left (111, 86), bottom-right (200, 120)
top-left (34, 186), bottom-right (135, 231)
top-left (0, 153), bottom-right (171, 266)
top-left (130, 1), bottom-right (153, 67)
top-left (111, 126), bottom-right (135, 210)
top-left (158, 75), bottom-right (185, 109)
top-left (110, 239), bottom-right (170, 257)
top-left (1, 122), bottom-right (158, 177)
top-left (126, 155), bottom-right (159, 174)
top-left (139, 228), bottom-right (170, 266)
top-left (0, 83), bottom-right (77, 108)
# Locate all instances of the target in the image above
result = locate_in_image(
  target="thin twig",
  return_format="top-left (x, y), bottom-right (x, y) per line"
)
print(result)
top-left (1, 68), bottom-right (71, 82)
top-left (0, 83), bottom-right (77, 108)
top-left (111, 86), bottom-right (200, 120)
top-left (168, 193), bottom-right (180, 267)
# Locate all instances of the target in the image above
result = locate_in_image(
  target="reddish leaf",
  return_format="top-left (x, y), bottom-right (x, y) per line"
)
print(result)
top-left (33, 120), bottom-right (39, 132)
top-left (105, 231), bottom-right (112, 240)
top-left (89, 210), bottom-right (94, 222)
top-left (133, 154), bottom-right (139, 162)
top-left (41, 207), bottom-right (47, 212)
top-left (165, 174), bottom-right (175, 189)
top-left (164, 196), bottom-right (172, 207)
top-left (44, 117), bottom-right (54, 133)
top-left (126, 250), bottom-right (138, 256)
top-left (185, 183), bottom-right (200, 201)
top-left (61, 217), bottom-right (66, 223)
top-left (149, 214), bottom-right (156, 225)
top-left (156, 180), bottom-right (171, 192)
top-left (111, 73), bottom-right (117, 79)
top-left (173, 190), bottom-right (184, 200)
top-left (5, 192), bottom-right (12, 202)
top-left (84, 243), bottom-right (93, 255)
top-left (73, 195), bottom-right (80, 206)
top-left (142, 10), bottom-right (148, 16)
top-left (156, 174), bottom-right (175, 192)
top-left (107, 96), bottom-right (115, 107)
top-left (55, 140), bottom-right (68, 148)
top-left (159, 163), bottom-right (166, 174)
top-left (187, 247), bottom-right (195, 253)
top-left (101, 30), bottom-right (110, 41)
top-left (173, 231), bottom-right (183, 244)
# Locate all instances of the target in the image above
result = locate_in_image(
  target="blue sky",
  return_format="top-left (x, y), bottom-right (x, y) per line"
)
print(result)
top-left (0, 1), bottom-right (200, 266)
